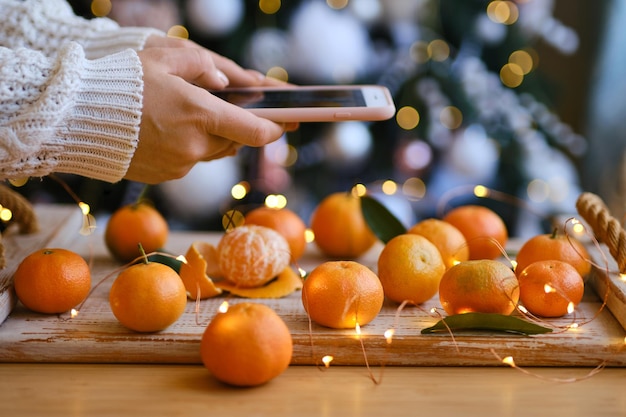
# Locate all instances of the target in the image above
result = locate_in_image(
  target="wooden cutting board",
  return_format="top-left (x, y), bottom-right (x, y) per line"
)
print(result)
top-left (0, 205), bottom-right (624, 367)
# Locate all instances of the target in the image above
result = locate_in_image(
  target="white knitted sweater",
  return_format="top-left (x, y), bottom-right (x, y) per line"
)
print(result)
top-left (0, 0), bottom-right (162, 183)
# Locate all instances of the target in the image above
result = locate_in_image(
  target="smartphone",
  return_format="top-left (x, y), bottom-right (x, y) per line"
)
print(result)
top-left (210, 85), bottom-right (396, 122)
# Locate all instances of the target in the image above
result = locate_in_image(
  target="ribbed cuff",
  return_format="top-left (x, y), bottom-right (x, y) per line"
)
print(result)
top-left (54, 49), bottom-right (144, 183)
top-left (83, 27), bottom-right (165, 59)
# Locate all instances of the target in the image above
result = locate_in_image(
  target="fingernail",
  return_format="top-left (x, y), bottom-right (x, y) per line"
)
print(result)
top-left (217, 70), bottom-right (229, 86)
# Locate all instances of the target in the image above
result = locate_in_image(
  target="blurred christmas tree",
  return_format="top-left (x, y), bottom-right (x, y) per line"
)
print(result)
top-left (67, 0), bottom-right (603, 235)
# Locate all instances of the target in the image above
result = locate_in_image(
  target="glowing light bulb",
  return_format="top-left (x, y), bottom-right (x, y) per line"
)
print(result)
top-left (568, 323), bottom-right (579, 329)
top-left (567, 302), bottom-right (575, 315)
top-left (322, 355), bottom-right (333, 368)
top-left (384, 329), bottom-right (395, 344)
top-left (355, 323), bottom-right (361, 338)
top-left (218, 301), bottom-right (229, 313)
top-left (518, 305), bottom-right (528, 314)
top-left (544, 284), bottom-right (555, 294)
top-left (177, 255), bottom-right (187, 264)
top-left (473, 185), bottom-right (489, 198)
top-left (502, 356), bottom-right (516, 367)
top-left (71, 309), bottom-right (79, 319)
top-left (298, 267), bottom-right (307, 278)
top-left (77, 202), bottom-right (90, 215)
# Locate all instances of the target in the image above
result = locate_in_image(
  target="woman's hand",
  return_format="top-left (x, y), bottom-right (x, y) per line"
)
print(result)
top-left (125, 43), bottom-right (296, 184)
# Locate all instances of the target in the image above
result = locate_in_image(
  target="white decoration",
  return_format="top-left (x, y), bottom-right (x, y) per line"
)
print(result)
top-left (446, 124), bottom-right (499, 181)
top-left (323, 122), bottom-right (373, 169)
top-left (186, 0), bottom-right (244, 37)
top-left (244, 28), bottom-right (290, 73)
top-left (287, 2), bottom-right (372, 83)
top-left (157, 157), bottom-right (242, 219)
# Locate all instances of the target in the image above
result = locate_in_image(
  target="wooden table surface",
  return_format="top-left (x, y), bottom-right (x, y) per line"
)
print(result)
top-left (1, 363), bottom-right (625, 417)
top-left (1, 205), bottom-right (626, 416)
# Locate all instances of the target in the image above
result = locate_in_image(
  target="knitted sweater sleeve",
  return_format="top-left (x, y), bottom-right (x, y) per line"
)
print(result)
top-left (0, 0), bottom-right (165, 183)
top-left (0, 44), bottom-right (144, 183)
top-left (0, 0), bottom-right (163, 58)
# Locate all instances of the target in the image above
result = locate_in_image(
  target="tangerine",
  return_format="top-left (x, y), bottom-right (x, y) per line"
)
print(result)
top-left (407, 218), bottom-right (470, 269)
top-left (109, 260), bottom-right (187, 332)
top-left (309, 191), bottom-right (377, 258)
top-left (13, 248), bottom-right (91, 314)
top-left (218, 225), bottom-right (291, 288)
top-left (439, 259), bottom-right (519, 315)
top-left (105, 202), bottom-right (169, 263)
top-left (514, 229), bottom-right (591, 278)
top-left (442, 205), bottom-right (508, 260)
top-left (518, 260), bottom-right (584, 318)
top-left (301, 260), bottom-right (384, 329)
top-left (200, 302), bottom-right (292, 387)
top-left (244, 206), bottom-right (307, 261)
top-left (377, 234), bottom-right (446, 304)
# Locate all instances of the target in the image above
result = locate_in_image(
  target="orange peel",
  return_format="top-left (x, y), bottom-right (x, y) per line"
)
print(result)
top-left (215, 267), bottom-right (303, 299)
top-left (179, 241), bottom-right (222, 299)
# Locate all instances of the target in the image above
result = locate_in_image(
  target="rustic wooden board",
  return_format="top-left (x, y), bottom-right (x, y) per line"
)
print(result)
top-left (0, 205), bottom-right (625, 367)
top-left (0, 205), bottom-right (82, 325)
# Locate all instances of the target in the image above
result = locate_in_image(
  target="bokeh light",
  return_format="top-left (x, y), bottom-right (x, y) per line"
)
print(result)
top-left (266, 66), bottom-right (289, 82)
top-left (396, 106), bottom-right (420, 130)
top-left (402, 177), bottom-right (426, 200)
top-left (259, 0), bottom-right (281, 14)
top-left (509, 49), bottom-right (534, 75)
top-left (381, 180), bottom-right (398, 195)
top-left (327, 0), bottom-right (349, 9)
top-left (439, 106), bottom-right (463, 129)
top-left (487, 1), bottom-right (519, 25)
top-left (410, 41), bottom-right (430, 64)
top-left (231, 182), bottom-right (250, 200)
top-left (167, 25), bottom-right (189, 39)
top-left (500, 63), bottom-right (524, 87)
top-left (427, 39), bottom-right (450, 62)
top-left (91, 0), bottom-right (111, 17)
top-left (265, 194), bottom-right (287, 209)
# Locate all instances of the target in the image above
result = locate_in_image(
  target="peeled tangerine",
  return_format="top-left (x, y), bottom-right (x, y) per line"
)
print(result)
top-left (217, 225), bottom-right (291, 288)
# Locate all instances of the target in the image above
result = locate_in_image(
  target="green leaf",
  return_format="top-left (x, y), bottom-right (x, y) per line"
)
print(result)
top-left (134, 251), bottom-right (183, 273)
top-left (421, 312), bottom-right (553, 336)
top-left (360, 195), bottom-right (406, 244)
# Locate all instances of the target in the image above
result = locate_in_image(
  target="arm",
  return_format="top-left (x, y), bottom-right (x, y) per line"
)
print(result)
top-left (0, 42), bottom-right (292, 184)
top-left (0, 0), bottom-right (162, 58)
top-left (0, 43), bottom-right (143, 183)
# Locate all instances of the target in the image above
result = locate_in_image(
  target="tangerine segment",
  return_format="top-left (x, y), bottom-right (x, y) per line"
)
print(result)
top-left (310, 192), bottom-right (377, 258)
top-left (302, 260), bottom-right (384, 329)
top-left (13, 248), bottom-right (91, 314)
top-left (109, 262), bottom-right (187, 332)
top-left (218, 225), bottom-right (291, 288)
top-left (200, 302), bottom-right (293, 387)
top-left (377, 234), bottom-right (446, 304)
top-left (514, 231), bottom-right (591, 278)
top-left (442, 205), bottom-right (508, 260)
top-left (179, 241), bottom-right (222, 300)
top-left (216, 267), bottom-right (303, 299)
top-left (439, 260), bottom-right (519, 316)
top-left (518, 260), bottom-right (584, 318)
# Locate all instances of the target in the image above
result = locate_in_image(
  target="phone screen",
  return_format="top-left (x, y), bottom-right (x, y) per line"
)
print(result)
top-left (212, 88), bottom-right (367, 109)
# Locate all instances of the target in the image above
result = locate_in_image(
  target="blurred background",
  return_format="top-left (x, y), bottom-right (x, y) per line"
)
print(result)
top-left (15, 0), bottom-right (623, 237)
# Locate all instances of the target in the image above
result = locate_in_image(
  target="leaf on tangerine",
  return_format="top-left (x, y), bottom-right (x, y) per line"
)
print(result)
top-left (179, 241), bottom-right (222, 299)
top-left (215, 267), bottom-right (303, 299)
top-left (360, 194), bottom-right (406, 244)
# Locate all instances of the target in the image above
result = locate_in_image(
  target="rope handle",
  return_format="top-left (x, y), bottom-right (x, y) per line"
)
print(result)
top-left (0, 183), bottom-right (40, 269)
top-left (576, 192), bottom-right (626, 273)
